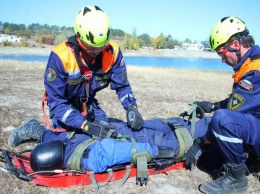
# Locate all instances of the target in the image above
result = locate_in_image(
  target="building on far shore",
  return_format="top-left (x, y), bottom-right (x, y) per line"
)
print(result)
top-left (182, 42), bottom-right (204, 51)
top-left (0, 34), bottom-right (21, 43)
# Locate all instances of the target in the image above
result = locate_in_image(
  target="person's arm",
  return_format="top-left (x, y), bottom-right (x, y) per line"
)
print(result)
top-left (110, 49), bottom-right (137, 109)
top-left (44, 52), bottom-right (86, 129)
top-left (110, 49), bottom-right (144, 129)
top-left (194, 98), bottom-right (229, 113)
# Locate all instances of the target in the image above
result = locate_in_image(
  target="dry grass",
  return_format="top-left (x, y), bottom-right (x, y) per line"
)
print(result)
top-left (0, 59), bottom-right (259, 194)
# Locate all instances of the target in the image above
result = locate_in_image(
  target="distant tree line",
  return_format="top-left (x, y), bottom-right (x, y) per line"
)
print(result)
top-left (0, 21), bottom-right (190, 50)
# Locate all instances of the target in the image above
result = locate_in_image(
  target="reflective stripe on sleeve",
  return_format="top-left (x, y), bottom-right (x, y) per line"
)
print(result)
top-left (62, 108), bottom-right (74, 123)
top-left (213, 130), bottom-right (243, 143)
top-left (120, 94), bottom-right (134, 102)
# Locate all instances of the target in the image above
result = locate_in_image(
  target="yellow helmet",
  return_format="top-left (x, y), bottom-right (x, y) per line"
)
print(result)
top-left (209, 16), bottom-right (246, 50)
top-left (74, 5), bottom-right (111, 47)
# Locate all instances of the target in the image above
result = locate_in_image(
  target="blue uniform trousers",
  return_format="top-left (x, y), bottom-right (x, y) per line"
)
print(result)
top-left (206, 109), bottom-right (260, 164)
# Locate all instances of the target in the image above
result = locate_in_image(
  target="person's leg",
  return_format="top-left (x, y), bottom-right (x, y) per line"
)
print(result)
top-left (7, 118), bottom-right (90, 148)
top-left (186, 116), bottom-right (212, 139)
top-left (200, 109), bottom-right (260, 194)
top-left (210, 109), bottom-right (260, 164)
top-left (8, 118), bottom-right (47, 147)
top-left (82, 138), bottom-right (174, 173)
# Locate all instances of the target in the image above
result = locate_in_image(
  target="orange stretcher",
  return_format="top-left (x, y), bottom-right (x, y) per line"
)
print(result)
top-left (0, 148), bottom-right (185, 189)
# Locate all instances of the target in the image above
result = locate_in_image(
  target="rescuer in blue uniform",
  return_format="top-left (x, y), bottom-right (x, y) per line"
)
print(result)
top-left (43, 5), bottom-right (143, 132)
top-left (194, 16), bottom-right (260, 194)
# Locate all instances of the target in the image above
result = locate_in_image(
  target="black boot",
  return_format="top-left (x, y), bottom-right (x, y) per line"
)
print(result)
top-left (200, 162), bottom-right (248, 194)
top-left (8, 118), bottom-right (46, 147)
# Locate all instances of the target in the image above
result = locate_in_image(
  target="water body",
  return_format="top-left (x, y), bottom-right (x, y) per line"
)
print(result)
top-left (0, 55), bottom-right (233, 72)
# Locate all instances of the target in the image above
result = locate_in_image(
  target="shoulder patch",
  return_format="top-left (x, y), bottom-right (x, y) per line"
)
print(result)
top-left (238, 79), bottom-right (253, 91)
top-left (47, 68), bottom-right (57, 82)
top-left (228, 93), bottom-right (245, 110)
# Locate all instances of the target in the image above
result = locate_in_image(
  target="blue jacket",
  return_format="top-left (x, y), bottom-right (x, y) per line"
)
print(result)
top-left (218, 45), bottom-right (260, 116)
top-left (44, 36), bottom-right (137, 129)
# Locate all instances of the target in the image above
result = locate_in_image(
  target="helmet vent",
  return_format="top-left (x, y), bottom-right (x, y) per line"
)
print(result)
top-left (94, 6), bottom-right (103, 12)
top-left (83, 7), bottom-right (91, 16)
top-left (86, 31), bottom-right (95, 44)
top-left (106, 28), bottom-right (110, 41)
top-left (221, 17), bottom-right (229, 23)
top-left (210, 37), bottom-right (214, 49)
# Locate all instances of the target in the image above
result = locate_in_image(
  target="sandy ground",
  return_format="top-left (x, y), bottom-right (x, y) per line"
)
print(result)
top-left (0, 45), bottom-right (219, 59)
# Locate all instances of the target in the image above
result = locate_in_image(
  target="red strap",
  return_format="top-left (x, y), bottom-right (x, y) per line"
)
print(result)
top-left (41, 94), bottom-right (66, 132)
top-left (41, 93), bottom-right (88, 132)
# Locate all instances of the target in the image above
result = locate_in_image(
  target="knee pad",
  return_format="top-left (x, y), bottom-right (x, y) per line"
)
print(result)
top-left (30, 140), bottom-right (64, 171)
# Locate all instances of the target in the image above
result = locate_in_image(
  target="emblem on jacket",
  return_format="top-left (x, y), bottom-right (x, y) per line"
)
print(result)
top-left (47, 68), bottom-right (57, 82)
top-left (228, 93), bottom-right (245, 110)
top-left (238, 79), bottom-right (253, 91)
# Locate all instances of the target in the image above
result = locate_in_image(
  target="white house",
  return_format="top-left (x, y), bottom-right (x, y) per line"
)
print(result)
top-left (182, 42), bottom-right (204, 51)
top-left (0, 34), bottom-right (21, 43)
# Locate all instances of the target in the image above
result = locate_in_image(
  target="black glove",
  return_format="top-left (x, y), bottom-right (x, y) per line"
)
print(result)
top-left (83, 121), bottom-right (117, 140)
top-left (180, 105), bottom-right (205, 119)
top-left (185, 139), bottom-right (203, 170)
top-left (126, 105), bottom-right (144, 130)
top-left (194, 101), bottom-right (213, 113)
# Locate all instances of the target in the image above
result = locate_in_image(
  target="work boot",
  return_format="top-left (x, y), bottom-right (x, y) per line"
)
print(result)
top-left (8, 118), bottom-right (46, 147)
top-left (200, 162), bottom-right (248, 194)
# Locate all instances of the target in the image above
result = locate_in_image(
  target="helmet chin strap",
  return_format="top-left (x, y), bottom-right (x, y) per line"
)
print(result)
top-left (224, 45), bottom-right (241, 59)
top-left (223, 29), bottom-right (249, 60)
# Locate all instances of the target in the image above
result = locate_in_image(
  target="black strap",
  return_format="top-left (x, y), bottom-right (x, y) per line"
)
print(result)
top-left (67, 35), bottom-right (104, 75)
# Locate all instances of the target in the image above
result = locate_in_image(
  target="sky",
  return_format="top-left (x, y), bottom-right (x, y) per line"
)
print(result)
top-left (1, 0), bottom-right (260, 43)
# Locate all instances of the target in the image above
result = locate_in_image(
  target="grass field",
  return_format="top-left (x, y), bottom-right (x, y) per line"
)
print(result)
top-left (0, 59), bottom-right (259, 194)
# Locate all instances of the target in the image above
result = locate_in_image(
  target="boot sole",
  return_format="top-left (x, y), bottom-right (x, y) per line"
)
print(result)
top-left (199, 184), bottom-right (248, 194)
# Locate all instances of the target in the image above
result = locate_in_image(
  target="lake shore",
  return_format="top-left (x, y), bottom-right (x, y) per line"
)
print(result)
top-left (0, 45), bottom-right (219, 59)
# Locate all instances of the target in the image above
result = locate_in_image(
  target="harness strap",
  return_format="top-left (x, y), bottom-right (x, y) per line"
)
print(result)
top-left (97, 168), bottom-right (113, 187)
top-left (173, 127), bottom-right (193, 160)
top-left (117, 165), bottom-right (131, 188)
top-left (90, 171), bottom-right (99, 194)
top-left (115, 133), bottom-right (138, 157)
top-left (42, 90), bottom-right (84, 135)
top-left (66, 138), bottom-right (97, 171)
top-left (89, 169), bottom-right (114, 194)
top-left (185, 103), bottom-right (198, 138)
top-left (42, 91), bottom-right (67, 132)
top-left (156, 116), bottom-right (195, 160)
top-left (66, 131), bottom-right (76, 139)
